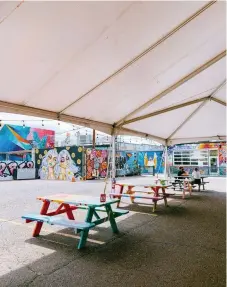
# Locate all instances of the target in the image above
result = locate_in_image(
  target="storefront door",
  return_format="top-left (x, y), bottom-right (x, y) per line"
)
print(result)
top-left (209, 157), bottom-right (218, 175)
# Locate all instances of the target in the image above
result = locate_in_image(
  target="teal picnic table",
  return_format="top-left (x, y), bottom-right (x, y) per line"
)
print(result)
top-left (22, 194), bottom-right (128, 249)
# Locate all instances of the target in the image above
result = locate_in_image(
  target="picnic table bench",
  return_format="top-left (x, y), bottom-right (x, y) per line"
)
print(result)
top-left (22, 194), bottom-right (129, 249)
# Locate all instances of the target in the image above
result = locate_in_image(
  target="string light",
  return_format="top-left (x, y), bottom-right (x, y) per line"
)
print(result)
top-left (22, 120), bottom-right (25, 127)
top-left (73, 125), bottom-right (75, 130)
top-left (42, 120), bottom-right (44, 127)
top-left (58, 121), bottom-right (60, 126)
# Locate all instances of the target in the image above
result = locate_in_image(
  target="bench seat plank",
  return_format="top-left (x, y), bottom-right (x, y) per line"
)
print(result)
top-left (22, 214), bottom-right (95, 229)
top-left (22, 214), bottom-right (50, 223)
top-left (77, 206), bottom-right (129, 215)
top-left (109, 193), bottom-right (163, 201)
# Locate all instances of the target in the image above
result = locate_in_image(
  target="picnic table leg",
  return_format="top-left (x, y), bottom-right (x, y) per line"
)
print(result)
top-left (78, 207), bottom-right (94, 249)
top-left (127, 186), bottom-right (135, 203)
top-left (152, 200), bottom-right (157, 212)
top-left (63, 203), bottom-right (75, 220)
top-left (151, 187), bottom-right (158, 212)
top-left (162, 188), bottom-right (168, 207)
top-left (33, 200), bottom-right (50, 237)
top-left (116, 185), bottom-right (124, 208)
top-left (105, 204), bottom-right (119, 234)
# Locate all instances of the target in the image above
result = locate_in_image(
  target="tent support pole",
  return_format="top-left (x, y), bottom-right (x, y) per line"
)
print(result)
top-left (122, 96), bottom-right (209, 125)
top-left (92, 129), bottom-right (96, 148)
top-left (164, 146), bottom-right (168, 178)
top-left (167, 101), bottom-right (207, 143)
top-left (111, 133), bottom-right (116, 190)
top-left (211, 97), bottom-right (227, 106)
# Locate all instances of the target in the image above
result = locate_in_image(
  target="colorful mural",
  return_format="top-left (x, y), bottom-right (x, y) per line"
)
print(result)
top-left (219, 145), bottom-right (226, 175)
top-left (172, 142), bottom-right (225, 151)
top-left (125, 152), bottom-right (139, 175)
top-left (169, 166), bottom-right (209, 176)
top-left (168, 142), bottom-right (226, 176)
top-left (115, 151), bottom-right (139, 176)
top-left (0, 160), bottom-right (34, 179)
top-left (138, 151), bottom-right (164, 174)
top-left (115, 152), bottom-right (127, 176)
top-left (35, 146), bottom-right (83, 181)
top-left (86, 149), bottom-right (108, 179)
top-left (0, 124), bottom-right (55, 152)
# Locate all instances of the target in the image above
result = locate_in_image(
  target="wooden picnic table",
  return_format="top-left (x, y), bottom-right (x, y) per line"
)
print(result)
top-left (173, 175), bottom-right (208, 182)
top-left (110, 182), bottom-right (173, 212)
top-left (22, 194), bottom-right (128, 249)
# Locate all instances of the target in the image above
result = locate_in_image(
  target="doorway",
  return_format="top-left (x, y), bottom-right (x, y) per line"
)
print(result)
top-left (209, 149), bottom-right (219, 175)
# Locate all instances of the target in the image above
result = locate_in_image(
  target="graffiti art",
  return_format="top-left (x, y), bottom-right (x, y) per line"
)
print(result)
top-left (86, 149), bottom-right (108, 179)
top-left (115, 151), bottom-right (139, 176)
top-left (35, 146), bottom-right (83, 181)
top-left (138, 151), bottom-right (164, 174)
top-left (0, 160), bottom-right (34, 178)
top-left (0, 124), bottom-right (55, 152)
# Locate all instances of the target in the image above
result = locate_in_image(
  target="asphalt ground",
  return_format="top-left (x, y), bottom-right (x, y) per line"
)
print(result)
top-left (0, 177), bottom-right (226, 287)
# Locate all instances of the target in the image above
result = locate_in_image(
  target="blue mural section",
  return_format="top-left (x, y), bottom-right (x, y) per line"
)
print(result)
top-left (115, 151), bottom-right (164, 176)
top-left (0, 124), bottom-right (55, 152)
top-left (138, 151), bottom-right (164, 174)
top-left (115, 151), bottom-right (140, 176)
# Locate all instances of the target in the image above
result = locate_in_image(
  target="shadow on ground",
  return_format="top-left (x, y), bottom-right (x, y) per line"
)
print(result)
top-left (0, 188), bottom-right (226, 287)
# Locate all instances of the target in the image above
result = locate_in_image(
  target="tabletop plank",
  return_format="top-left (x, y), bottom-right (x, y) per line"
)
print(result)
top-left (37, 194), bottom-right (119, 207)
top-left (116, 182), bottom-right (171, 188)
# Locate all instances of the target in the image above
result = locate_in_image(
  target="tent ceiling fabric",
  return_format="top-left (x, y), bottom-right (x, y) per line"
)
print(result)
top-left (0, 1), bottom-right (226, 145)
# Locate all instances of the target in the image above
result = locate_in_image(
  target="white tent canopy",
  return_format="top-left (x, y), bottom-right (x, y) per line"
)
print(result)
top-left (0, 1), bottom-right (226, 146)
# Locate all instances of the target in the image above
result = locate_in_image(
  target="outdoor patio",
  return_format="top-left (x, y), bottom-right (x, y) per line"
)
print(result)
top-left (0, 177), bottom-right (225, 287)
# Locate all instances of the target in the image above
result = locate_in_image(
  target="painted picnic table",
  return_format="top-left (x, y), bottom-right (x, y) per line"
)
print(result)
top-left (22, 194), bottom-right (128, 249)
top-left (173, 175), bottom-right (208, 182)
top-left (173, 175), bottom-right (209, 190)
top-left (110, 182), bottom-right (173, 212)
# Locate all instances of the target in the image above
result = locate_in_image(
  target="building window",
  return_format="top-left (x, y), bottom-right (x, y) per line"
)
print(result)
top-left (209, 150), bottom-right (218, 156)
top-left (173, 150), bottom-right (209, 166)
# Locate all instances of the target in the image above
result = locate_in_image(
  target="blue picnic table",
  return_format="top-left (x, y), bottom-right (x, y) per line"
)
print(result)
top-left (22, 194), bottom-right (128, 249)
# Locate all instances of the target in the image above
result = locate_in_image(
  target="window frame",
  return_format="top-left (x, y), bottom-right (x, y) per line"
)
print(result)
top-left (173, 149), bottom-right (209, 166)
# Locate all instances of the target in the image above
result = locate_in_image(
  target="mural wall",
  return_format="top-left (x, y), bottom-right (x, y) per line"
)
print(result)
top-left (168, 142), bottom-right (226, 176)
top-left (115, 151), bottom-right (140, 176)
top-left (169, 166), bottom-right (209, 176)
top-left (138, 151), bottom-right (164, 174)
top-left (0, 160), bottom-right (34, 180)
top-left (0, 124), bottom-right (55, 152)
top-left (115, 152), bottom-right (127, 176)
top-left (35, 146), bottom-right (83, 181)
top-left (86, 149), bottom-right (108, 179)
